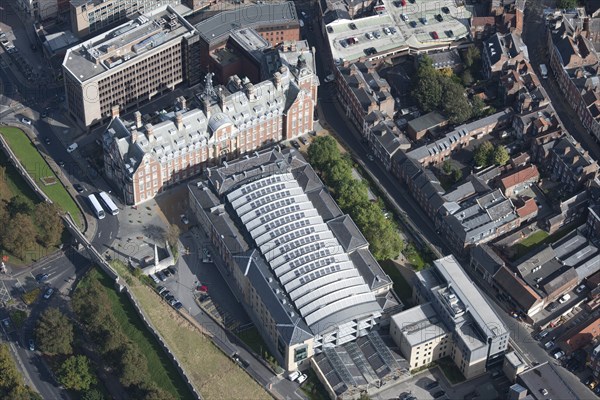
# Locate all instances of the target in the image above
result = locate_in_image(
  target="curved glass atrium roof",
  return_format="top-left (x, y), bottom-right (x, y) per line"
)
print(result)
top-left (227, 173), bottom-right (380, 329)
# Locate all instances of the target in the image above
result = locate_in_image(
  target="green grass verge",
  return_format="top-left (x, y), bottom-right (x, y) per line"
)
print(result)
top-left (0, 127), bottom-right (81, 226)
top-left (438, 357), bottom-right (465, 384)
top-left (511, 220), bottom-right (585, 261)
top-left (83, 268), bottom-right (193, 400)
top-left (0, 151), bottom-right (40, 206)
top-left (380, 260), bottom-right (413, 305)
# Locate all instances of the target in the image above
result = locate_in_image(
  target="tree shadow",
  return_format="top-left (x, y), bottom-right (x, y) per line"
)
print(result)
top-left (142, 224), bottom-right (166, 242)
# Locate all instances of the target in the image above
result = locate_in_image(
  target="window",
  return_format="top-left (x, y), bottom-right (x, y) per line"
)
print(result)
top-left (294, 346), bottom-right (308, 362)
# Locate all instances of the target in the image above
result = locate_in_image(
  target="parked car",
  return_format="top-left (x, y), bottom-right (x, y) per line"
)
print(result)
top-left (544, 340), bottom-right (554, 349)
top-left (296, 374), bottom-right (308, 384)
top-left (180, 214), bottom-right (189, 225)
top-left (432, 390), bottom-right (446, 398)
top-left (156, 271), bottom-right (167, 281)
top-left (44, 137), bottom-right (51, 145)
top-left (73, 183), bottom-right (85, 193)
top-left (43, 287), bottom-right (54, 299)
top-left (21, 117), bottom-right (31, 125)
top-left (169, 297), bottom-right (178, 306)
top-left (442, 6), bottom-right (450, 13)
top-left (157, 286), bottom-right (167, 295)
top-left (163, 268), bottom-right (172, 277)
top-left (66, 143), bottom-right (78, 153)
top-left (161, 290), bottom-right (171, 298)
top-left (349, 23), bottom-right (357, 30)
top-left (165, 294), bottom-right (175, 302)
top-left (291, 140), bottom-right (300, 148)
top-left (425, 381), bottom-right (439, 390)
top-left (546, 302), bottom-right (558, 311)
top-left (553, 349), bottom-right (565, 359)
top-left (559, 293), bottom-right (571, 304)
top-left (401, 13), bottom-right (409, 21)
top-left (576, 284), bottom-right (587, 294)
top-left (36, 273), bottom-right (49, 283)
top-left (149, 274), bottom-right (160, 284)
top-left (173, 301), bottom-right (183, 310)
top-left (299, 137), bottom-right (308, 145)
top-left (57, 160), bottom-right (65, 168)
top-left (167, 267), bottom-right (177, 275)
top-left (324, 74), bottom-right (335, 83)
top-left (28, 339), bottom-right (35, 351)
top-left (584, 376), bottom-right (594, 386)
top-left (436, 14), bottom-right (443, 21)
top-left (431, 31), bottom-right (439, 39)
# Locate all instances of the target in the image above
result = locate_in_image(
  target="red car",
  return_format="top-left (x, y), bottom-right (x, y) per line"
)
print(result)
top-left (431, 31), bottom-right (439, 39)
top-left (400, 0), bottom-right (406, 5)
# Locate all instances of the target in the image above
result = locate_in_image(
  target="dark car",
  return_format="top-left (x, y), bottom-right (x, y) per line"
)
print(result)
top-left (35, 273), bottom-right (49, 283)
top-left (442, 6), bottom-right (450, 13)
top-left (161, 290), bottom-right (171, 298)
top-left (299, 137), bottom-right (308, 145)
top-left (435, 14), bottom-right (443, 21)
top-left (173, 301), bottom-right (183, 310)
top-left (165, 294), bottom-right (175, 302)
top-left (425, 381), bottom-right (439, 390)
top-left (44, 137), bottom-right (51, 145)
top-left (433, 390), bottom-right (446, 398)
top-left (73, 183), bottom-right (85, 193)
top-left (291, 140), bottom-right (300, 148)
top-left (546, 302), bottom-right (558, 311)
top-left (409, 21), bottom-right (417, 28)
top-left (167, 267), bottom-right (176, 275)
top-left (349, 23), bottom-right (357, 30)
top-left (40, 111), bottom-right (47, 118)
top-left (57, 160), bottom-right (65, 168)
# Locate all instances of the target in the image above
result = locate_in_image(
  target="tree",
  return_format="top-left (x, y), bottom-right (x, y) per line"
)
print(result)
top-left (326, 159), bottom-right (353, 190)
top-left (35, 203), bottom-right (63, 247)
top-left (307, 136), bottom-right (341, 170)
top-left (336, 179), bottom-right (369, 212)
top-left (7, 197), bottom-right (32, 217)
top-left (118, 342), bottom-right (148, 387)
top-left (35, 308), bottom-right (74, 355)
top-left (2, 213), bottom-right (37, 259)
top-left (472, 96), bottom-right (487, 118)
top-left (165, 223), bottom-right (180, 249)
top-left (141, 382), bottom-right (175, 400)
top-left (557, 0), bottom-right (577, 8)
top-left (412, 62), bottom-right (442, 112)
top-left (442, 79), bottom-right (471, 124)
top-left (82, 389), bottom-right (105, 400)
top-left (57, 355), bottom-right (96, 391)
top-left (463, 46), bottom-right (481, 68)
top-left (0, 166), bottom-right (10, 202)
top-left (473, 142), bottom-right (494, 167)
top-left (442, 161), bottom-right (453, 175)
top-left (461, 69), bottom-right (474, 86)
top-left (492, 146), bottom-right (510, 166)
top-left (452, 167), bottom-right (463, 183)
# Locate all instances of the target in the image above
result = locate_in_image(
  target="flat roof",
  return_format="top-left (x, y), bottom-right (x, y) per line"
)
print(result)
top-left (432, 255), bottom-right (508, 340)
top-left (325, 0), bottom-right (471, 63)
top-left (391, 303), bottom-right (448, 346)
top-left (518, 362), bottom-right (578, 400)
top-left (63, 5), bottom-right (196, 82)
top-left (195, 2), bottom-right (299, 45)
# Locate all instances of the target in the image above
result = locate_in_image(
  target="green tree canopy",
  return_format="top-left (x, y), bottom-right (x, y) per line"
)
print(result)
top-left (327, 158), bottom-right (353, 190)
top-left (412, 58), bottom-right (443, 112)
top-left (492, 146), bottom-right (510, 166)
top-left (57, 355), bottom-right (96, 391)
top-left (7, 197), bottom-right (33, 217)
top-left (557, 0), bottom-right (577, 8)
top-left (2, 213), bottom-right (37, 259)
top-left (442, 80), bottom-right (472, 124)
top-left (307, 135), bottom-right (341, 170)
top-left (119, 342), bottom-right (149, 387)
top-left (35, 308), bottom-right (74, 355)
top-left (463, 46), bottom-right (481, 68)
top-left (473, 141), bottom-right (494, 167)
top-left (471, 96), bottom-right (486, 119)
top-left (82, 388), bottom-right (105, 400)
top-left (35, 203), bottom-right (64, 247)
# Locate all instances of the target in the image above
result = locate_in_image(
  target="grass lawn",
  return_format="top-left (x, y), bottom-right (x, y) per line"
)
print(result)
top-left (84, 268), bottom-right (193, 400)
top-left (0, 151), bottom-right (40, 206)
top-left (0, 127), bottom-right (81, 226)
top-left (437, 358), bottom-right (465, 384)
top-left (380, 260), bottom-right (413, 305)
top-left (511, 222), bottom-right (583, 261)
top-left (108, 260), bottom-right (268, 400)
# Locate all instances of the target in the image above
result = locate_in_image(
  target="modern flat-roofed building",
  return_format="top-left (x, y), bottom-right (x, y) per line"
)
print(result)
top-left (70, 0), bottom-right (184, 38)
top-left (188, 148), bottom-right (397, 371)
top-left (194, 2), bottom-right (301, 76)
top-left (390, 303), bottom-right (450, 370)
top-left (515, 362), bottom-right (577, 400)
top-left (399, 255), bottom-right (509, 379)
top-left (104, 45), bottom-right (318, 205)
top-left (63, 5), bottom-right (199, 128)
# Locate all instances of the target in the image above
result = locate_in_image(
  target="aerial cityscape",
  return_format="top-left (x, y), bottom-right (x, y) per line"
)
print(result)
top-left (3, 0), bottom-right (600, 398)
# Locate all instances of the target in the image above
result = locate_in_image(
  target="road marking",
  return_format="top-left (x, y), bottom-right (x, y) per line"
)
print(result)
top-left (97, 231), bottom-right (102, 238)
top-left (109, 231), bottom-right (112, 240)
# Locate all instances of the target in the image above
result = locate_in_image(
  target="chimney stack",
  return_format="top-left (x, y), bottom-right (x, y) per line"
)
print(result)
top-left (245, 83), bottom-right (256, 100)
top-left (175, 112), bottom-right (183, 131)
top-left (274, 72), bottom-right (282, 90)
top-left (131, 129), bottom-right (138, 143)
top-left (178, 96), bottom-right (186, 111)
top-left (134, 111), bottom-right (142, 128)
top-left (111, 105), bottom-right (120, 119)
top-left (145, 123), bottom-right (154, 141)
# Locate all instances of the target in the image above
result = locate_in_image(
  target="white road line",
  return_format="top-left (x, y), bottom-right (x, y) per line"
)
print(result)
top-left (97, 231), bottom-right (102, 238)
top-left (109, 231), bottom-right (112, 240)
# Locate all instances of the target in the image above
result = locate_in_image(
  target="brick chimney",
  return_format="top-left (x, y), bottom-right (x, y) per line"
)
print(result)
top-left (245, 83), bottom-right (257, 100)
top-left (111, 105), bottom-right (120, 119)
top-left (134, 111), bottom-right (142, 128)
top-left (175, 112), bottom-right (183, 131)
top-left (178, 96), bottom-right (186, 110)
top-left (145, 124), bottom-right (154, 141)
top-left (274, 72), bottom-right (282, 90)
top-left (131, 129), bottom-right (138, 143)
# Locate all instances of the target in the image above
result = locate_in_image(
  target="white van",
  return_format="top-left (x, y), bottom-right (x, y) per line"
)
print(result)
top-left (287, 371), bottom-right (300, 381)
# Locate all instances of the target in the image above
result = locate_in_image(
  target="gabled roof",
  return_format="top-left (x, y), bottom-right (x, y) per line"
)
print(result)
top-left (500, 165), bottom-right (539, 190)
top-left (494, 266), bottom-right (542, 311)
top-left (328, 215), bottom-right (368, 253)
